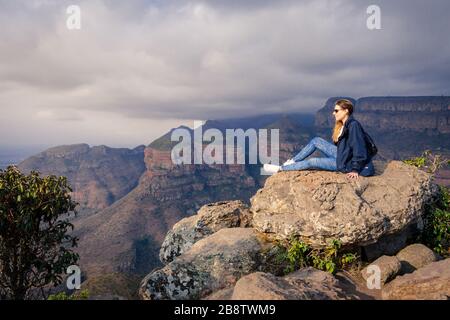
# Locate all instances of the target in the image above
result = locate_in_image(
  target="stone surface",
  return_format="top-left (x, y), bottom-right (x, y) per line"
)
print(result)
top-left (18, 143), bottom-right (146, 211)
top-left (159, 200), bottom-right (252, 264)
top-left (334, 270), bottom-right (380, 300)
top-left (230, 268), bottom-right (356, 300)
top-left (361, 223), bottom-right (420, 261)
top-left (139, 228), bottom-right (276, 300)
top-left (382, 258), bottom-right (450, 300)
top-left (251, 161), bottom-right (436, 249)
top-left (361, 255), bottom-right (401, 286)
top-left (396, 243), bottom-right (438, 274)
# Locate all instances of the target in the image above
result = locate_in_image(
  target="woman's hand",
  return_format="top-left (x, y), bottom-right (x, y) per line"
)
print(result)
top-left (347, 172), bottom-right (359, 179)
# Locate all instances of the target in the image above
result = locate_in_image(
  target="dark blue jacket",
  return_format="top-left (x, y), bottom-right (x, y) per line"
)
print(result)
top-left (335, 115), bottom-right (375, 176)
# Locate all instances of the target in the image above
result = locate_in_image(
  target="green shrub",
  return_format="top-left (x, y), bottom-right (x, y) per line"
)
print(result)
top-left (403, 155), bottom-right (426, 168)
top-left (403, 151), bottom-right (450, 256)
top-left (0, 166), bottom-right (79, 300)
top-left (421, 186), bottom-right (450, 256)
top-left (277, 237), bottom-right (359, 275)
top-left (403, 150), bottom-right (450, 174)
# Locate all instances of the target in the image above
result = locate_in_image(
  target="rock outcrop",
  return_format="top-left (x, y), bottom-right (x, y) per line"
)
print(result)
top-left (382, 258), bottom-right (450, 300)
top-left (139, 160), bottom-right (447, 300)
top-left (139, 228), bottom-right (278, 300)
top-left (159, 200), bottom-right (252, 264)
top-left (251, 161), bottom-right (437, 251)
top-left (230, 268), bottom-right (355, 300)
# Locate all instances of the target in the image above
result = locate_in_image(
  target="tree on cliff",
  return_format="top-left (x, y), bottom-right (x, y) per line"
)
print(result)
top-left (0, 166), bottom-right (79, 300)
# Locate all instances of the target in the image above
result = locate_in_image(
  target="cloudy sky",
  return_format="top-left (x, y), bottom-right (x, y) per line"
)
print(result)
top-left (0, 0), bottom-right (449, 149)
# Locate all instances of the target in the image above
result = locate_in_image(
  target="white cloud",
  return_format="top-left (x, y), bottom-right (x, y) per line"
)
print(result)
top-left (0, 0), bottom-right (449, 148)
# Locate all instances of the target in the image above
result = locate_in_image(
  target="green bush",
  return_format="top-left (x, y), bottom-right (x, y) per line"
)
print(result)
top-left (421, 186), bottom-right (450, 256)
top-left (276, 237), bottom-right (359, 275)
top-left (0, 166), bottom-right (79, 300)
top-left (403, 151), bottom-right (450, 256)
top-left (403, 150), bottom-right (450, 174)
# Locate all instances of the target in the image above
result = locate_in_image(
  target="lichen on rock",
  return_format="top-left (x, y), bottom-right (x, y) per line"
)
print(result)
top-left (140, 228), bottom-right (276, 300)
top-left (159, 200), bottom-right (252, 264)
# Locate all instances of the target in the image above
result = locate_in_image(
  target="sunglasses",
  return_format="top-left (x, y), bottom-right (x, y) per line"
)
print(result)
top-left (333, 108), bottom-right (343, 114)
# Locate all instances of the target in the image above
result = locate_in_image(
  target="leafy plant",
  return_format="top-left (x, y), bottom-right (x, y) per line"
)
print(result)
top-left (420, 186), bottom-right (450, 256)
top-left (340, 252), bottom-right (358, 268)
top-left (285, 238), bottom-right (310, 272)
top-left (403, 155), bottom-right (426, 168)
top-left (403, 150), bottom-right (449, 174)
top-left (279, 237), bottom-right (359, 275)
top-left (403, 151), bottom-right (450, 257)
top-left (0, 166), bottom-right (79, 300)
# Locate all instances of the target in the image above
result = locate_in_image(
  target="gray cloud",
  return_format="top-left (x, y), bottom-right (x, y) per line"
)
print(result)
top-left (0, 0), bottom-right (449, 147)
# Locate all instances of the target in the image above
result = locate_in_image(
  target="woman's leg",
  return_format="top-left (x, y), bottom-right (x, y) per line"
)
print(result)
top-left (291, 137), bottom-right (337, 162)
top-left (281, 157), bottom-right (337, 171)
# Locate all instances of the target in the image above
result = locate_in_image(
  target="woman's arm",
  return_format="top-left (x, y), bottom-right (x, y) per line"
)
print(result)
top-left (348, 121), bottom-right (369, 173)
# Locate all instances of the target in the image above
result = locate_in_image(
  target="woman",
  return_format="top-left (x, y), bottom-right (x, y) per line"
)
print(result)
top-left (264, 99), bottom-right (375, 178)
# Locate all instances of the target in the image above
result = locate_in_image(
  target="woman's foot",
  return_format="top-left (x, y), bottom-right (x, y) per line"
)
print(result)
top-left (283, 158), bottom-right (295, 166)
top-left (263, 163), bottom-right (281, 174)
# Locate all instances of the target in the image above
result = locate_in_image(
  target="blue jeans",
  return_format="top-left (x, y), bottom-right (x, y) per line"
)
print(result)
top-left (281, 137), bottom-right (337, 171)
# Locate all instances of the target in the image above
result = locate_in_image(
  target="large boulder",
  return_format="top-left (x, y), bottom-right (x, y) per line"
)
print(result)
top-left (230, 268), bottom-right (357, 300)
top-left (159, 201), bottom-right (252, 264)
top-left (382, 258), bottom-right (450, 300)
top-left (139, 228), bottom-right (277, 300)
top-left (251, 161), bottom-right (436, 250)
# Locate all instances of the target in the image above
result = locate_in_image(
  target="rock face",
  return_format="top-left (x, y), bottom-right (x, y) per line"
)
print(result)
top-left (315, 96), bottom-right (450, 134)
top-left (18, 143), bottom-right (146, 211)
top-left (143, 146), bottom-right (257, 206)
top-left (73, 144), bottom-right (261, 276)
top-left (395, 243), bottom-right (439, 274)
top-left (361, 256), bottom-right (402, 286)
top-left (159, 200), bottom-right (252, 264)
top-left (137, 157), bottom-right (446, 300)
top-left (139, 228), bottom-right (276, 300)
top-left (251, 161), bottom-right (437, 249)
top-left (74, 158), bottom-right (259, 276)
top-left (230, 268), bottom-right (354, 300)
top-left (382, 258), bottom-right (450, 300)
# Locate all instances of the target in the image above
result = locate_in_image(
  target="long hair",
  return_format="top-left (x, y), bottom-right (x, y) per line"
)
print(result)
top-left (332, 99), bottom-right (354, 143)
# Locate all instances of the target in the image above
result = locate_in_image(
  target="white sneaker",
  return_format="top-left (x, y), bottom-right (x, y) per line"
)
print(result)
top-left (263, 164), bottom-right (281, 174)
top-left (283, 158), bottom-right (295, 166)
